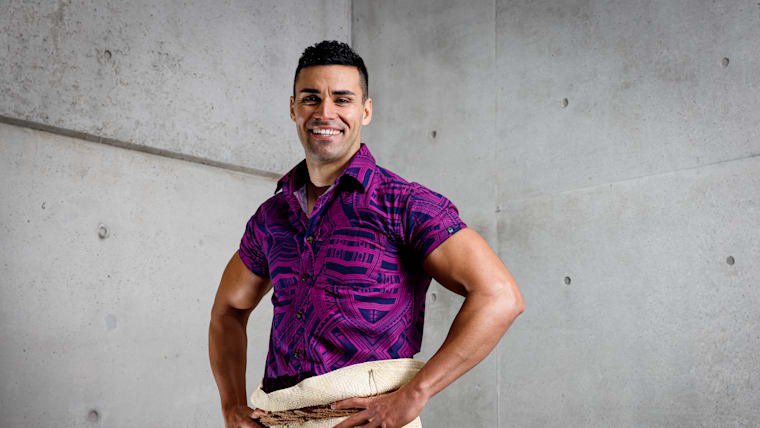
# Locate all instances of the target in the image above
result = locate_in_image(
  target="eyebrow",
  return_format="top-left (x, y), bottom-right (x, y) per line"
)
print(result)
top-left (299, 88), bottom-right (356, 96)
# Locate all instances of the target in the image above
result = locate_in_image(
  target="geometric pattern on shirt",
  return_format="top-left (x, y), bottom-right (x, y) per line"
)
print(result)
top-left (239, 143), bottom-right (467, 393)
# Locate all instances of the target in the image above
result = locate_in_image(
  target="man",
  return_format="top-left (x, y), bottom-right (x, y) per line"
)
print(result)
top-left (209, 41), bottom-right (524, 428)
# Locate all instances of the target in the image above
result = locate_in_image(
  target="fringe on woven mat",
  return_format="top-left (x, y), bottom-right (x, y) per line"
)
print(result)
top-left (257, 404), bottom-right (360, 426)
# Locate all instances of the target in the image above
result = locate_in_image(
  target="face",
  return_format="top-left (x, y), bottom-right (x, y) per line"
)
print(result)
top-left (290, 65), bottom-right (372, 164)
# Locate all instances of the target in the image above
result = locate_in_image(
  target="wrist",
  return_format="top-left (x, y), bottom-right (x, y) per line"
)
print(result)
top-left (221, 401), bottom-right (246, 417)
top-left (401, 378), bottom-right (433, 405)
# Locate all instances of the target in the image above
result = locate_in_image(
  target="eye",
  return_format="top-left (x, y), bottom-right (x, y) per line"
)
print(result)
top-left (302, 95), bottom-right (320, 104)
top-left (336, 97), bottom-right (351, 104)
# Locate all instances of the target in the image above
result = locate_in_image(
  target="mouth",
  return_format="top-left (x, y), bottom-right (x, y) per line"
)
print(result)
top-left (309, 127), bottom-right (344, 137)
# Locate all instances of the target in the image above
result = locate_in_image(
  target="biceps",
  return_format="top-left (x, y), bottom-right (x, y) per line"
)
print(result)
top-left (213, 251), bottom-right (272, 314)
top-left (422, 228), bottom-right (513, 296)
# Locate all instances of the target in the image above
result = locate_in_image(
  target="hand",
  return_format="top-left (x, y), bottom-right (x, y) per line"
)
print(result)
top-left (223, 404), bottom-right (267, 428)
top-left (331, 386), bottom-right (427, 428)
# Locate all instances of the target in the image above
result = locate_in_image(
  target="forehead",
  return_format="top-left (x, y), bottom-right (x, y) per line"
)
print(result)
top-left (295, 65), bottom-right (362, 92)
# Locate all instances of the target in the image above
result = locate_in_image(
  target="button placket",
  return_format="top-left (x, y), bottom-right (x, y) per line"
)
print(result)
top-left (301, 231), bottom-right (316, 286)
top-left (303, 186), bottom-right (335, 246)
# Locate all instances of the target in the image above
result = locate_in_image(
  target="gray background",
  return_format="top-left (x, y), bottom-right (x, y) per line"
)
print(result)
top-left (1, 0), bottom-right (758, 427)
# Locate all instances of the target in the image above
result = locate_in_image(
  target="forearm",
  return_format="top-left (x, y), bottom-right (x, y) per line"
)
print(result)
top-left (209, 309), bottom-right (251, 413)
top-left (403, 286), bottom-right (524, 402)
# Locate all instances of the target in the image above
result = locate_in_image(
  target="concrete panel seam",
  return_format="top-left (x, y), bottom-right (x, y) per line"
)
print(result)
top-left (504, 152), bottom-right (760, 204)
top-left (348, 0), bottom-right (354, 48)
top-left (493, 0), bottom-right (501, 426)
top-left (0, 115), bottom-right (282, 180)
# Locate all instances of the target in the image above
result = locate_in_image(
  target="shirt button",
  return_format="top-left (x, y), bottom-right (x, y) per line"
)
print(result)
top-left (447, 226), bottom-right (455, 234)
top-left (301, 273), bottom-right (310, 281)
top-left (305, 236), bottom-right (314, 244)
top-left (294, 350), bottom-right (301, 358)
top-left (295, 310), bottom-right (303, 319)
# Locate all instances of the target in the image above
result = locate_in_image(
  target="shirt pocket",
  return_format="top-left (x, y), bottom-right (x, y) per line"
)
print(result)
top-left (325, 283), bottom-right (407, 335)
top-left (320, 227), bottom-right (383, 285)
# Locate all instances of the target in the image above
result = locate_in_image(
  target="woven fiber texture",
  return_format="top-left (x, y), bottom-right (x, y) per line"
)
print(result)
top-left (251, 358), bottom-right (425, 428)
top-left (256, 404), bottom-right (357, 426)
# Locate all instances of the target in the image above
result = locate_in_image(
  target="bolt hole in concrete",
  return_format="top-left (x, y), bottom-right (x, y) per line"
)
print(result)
top-left (430, 292), bottom-right (437, 303)
top-left (97, 224), bottom-right (109, 239)
top-left (87, 409), bottom-right (99, 422)
top-left (564, 276), bottom-right (571, 285)
top-left (726, 256), bottom-right (735, 265)
top-left (561, 98), bottom-right (569, 108)
top-left (721, 57), bottom-right (730, 68)
top-left (104, 49), bottom-right (112, 59)
top-left (431, 130), bottom-right (437, 138)
top-left (105, 313), bottom-right (117, 330)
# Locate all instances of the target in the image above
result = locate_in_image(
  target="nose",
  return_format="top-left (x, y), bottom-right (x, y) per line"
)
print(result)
top-left (315, 98), bottom-right (337, 120)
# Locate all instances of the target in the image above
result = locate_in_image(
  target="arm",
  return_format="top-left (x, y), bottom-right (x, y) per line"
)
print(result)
top-left (333, 228), bottom-right (525, 428)
top-left (209, 251), bottom-right (272, 428)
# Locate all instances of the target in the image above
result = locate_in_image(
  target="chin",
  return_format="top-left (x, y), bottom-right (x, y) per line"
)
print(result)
top-left (306, 141), bottom-right (347, 162)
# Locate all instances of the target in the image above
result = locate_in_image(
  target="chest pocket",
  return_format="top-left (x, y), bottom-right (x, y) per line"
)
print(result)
top-left (320, 227), bottom-right (383, 285)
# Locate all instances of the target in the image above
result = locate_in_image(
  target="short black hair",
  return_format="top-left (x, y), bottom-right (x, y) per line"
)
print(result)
top-left (293, 40), bottom-right (369, 101)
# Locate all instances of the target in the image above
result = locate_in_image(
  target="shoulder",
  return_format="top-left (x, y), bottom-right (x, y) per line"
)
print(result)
top-left (251, 192), bottom-right (289, 220)
top-left (243, 192), bottom-right (293, 239)
top-left (371, 164), bottom-right (451, 210)
top-left (364, 165), bottom-right (421, 221)
top-left (370, 164), bottom-right (436, 201)
top-left (368, 164), bottom-right (460, 239)
top-left (371, 164), bottom-right (412, 190)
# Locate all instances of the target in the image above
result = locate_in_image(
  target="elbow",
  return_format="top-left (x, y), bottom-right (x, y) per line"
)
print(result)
top-left (504, 295), bottom-right (524, 322)
top-left (512, 296), bottom-right (525, 318)
top-left (499, 281), bottom-right (525, 321)
top-left (468, 278), bottom-right (525, 323)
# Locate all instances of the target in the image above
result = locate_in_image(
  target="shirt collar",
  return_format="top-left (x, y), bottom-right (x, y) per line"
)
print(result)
top-left (275, 143), bottom-right (376, 195)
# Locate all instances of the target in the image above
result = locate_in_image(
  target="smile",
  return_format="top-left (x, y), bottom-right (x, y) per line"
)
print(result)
top-left (311, 128), bottom-right (343, 136)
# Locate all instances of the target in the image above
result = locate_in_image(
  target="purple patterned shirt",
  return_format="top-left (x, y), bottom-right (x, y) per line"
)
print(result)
top-left (239, 143), bottom-right (467, 393)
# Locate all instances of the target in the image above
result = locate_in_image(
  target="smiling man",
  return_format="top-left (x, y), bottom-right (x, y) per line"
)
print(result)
top-left (209, 41), bottom-right (524, 428)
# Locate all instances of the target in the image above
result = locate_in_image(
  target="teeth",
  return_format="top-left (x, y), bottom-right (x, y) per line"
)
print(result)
top-left (312, 129), bottom-right (341, 135)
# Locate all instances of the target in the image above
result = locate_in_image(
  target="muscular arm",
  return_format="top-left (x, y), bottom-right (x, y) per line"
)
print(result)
top-left (404, 228), bottom-right (524, 400)
top-left (334, 228), bottom-right (525, 428)
top-left (209, 251), bottom-right (272, 427)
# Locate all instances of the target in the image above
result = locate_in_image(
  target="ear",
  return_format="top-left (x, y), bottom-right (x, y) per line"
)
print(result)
top-left (289, 96), bottom-right (296, 122)
top-left (361, 98), bottom-right (372, 126)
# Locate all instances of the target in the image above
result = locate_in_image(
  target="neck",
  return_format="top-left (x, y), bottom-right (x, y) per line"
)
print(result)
top-left (304, 143), bottom-right (361, 187)
top-left (307, 180), bottom-right (332, 200)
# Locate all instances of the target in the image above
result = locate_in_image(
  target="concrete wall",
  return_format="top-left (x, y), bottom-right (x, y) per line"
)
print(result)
top-left (1, 0), bottom-right (350, 175)
top-left (354, 0), bottom-right (760, 426)
top-left (3, 0), bottom-right (759, 427)
top-left (1, 1), bottom-right (349, 427)
top-left (0, 123), bottom-right (274, 427)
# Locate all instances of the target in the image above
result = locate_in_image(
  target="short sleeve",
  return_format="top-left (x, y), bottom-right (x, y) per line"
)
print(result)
top-left (403, 183), bottom-right (468, 260)
top-left (238, 206), bottom-right (270, 278)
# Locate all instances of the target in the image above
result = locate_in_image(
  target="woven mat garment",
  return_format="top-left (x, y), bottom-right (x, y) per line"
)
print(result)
top-left (251, 359), bottom-right (424, 428)
top-left (257, 404), bottom-right (358, 426)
